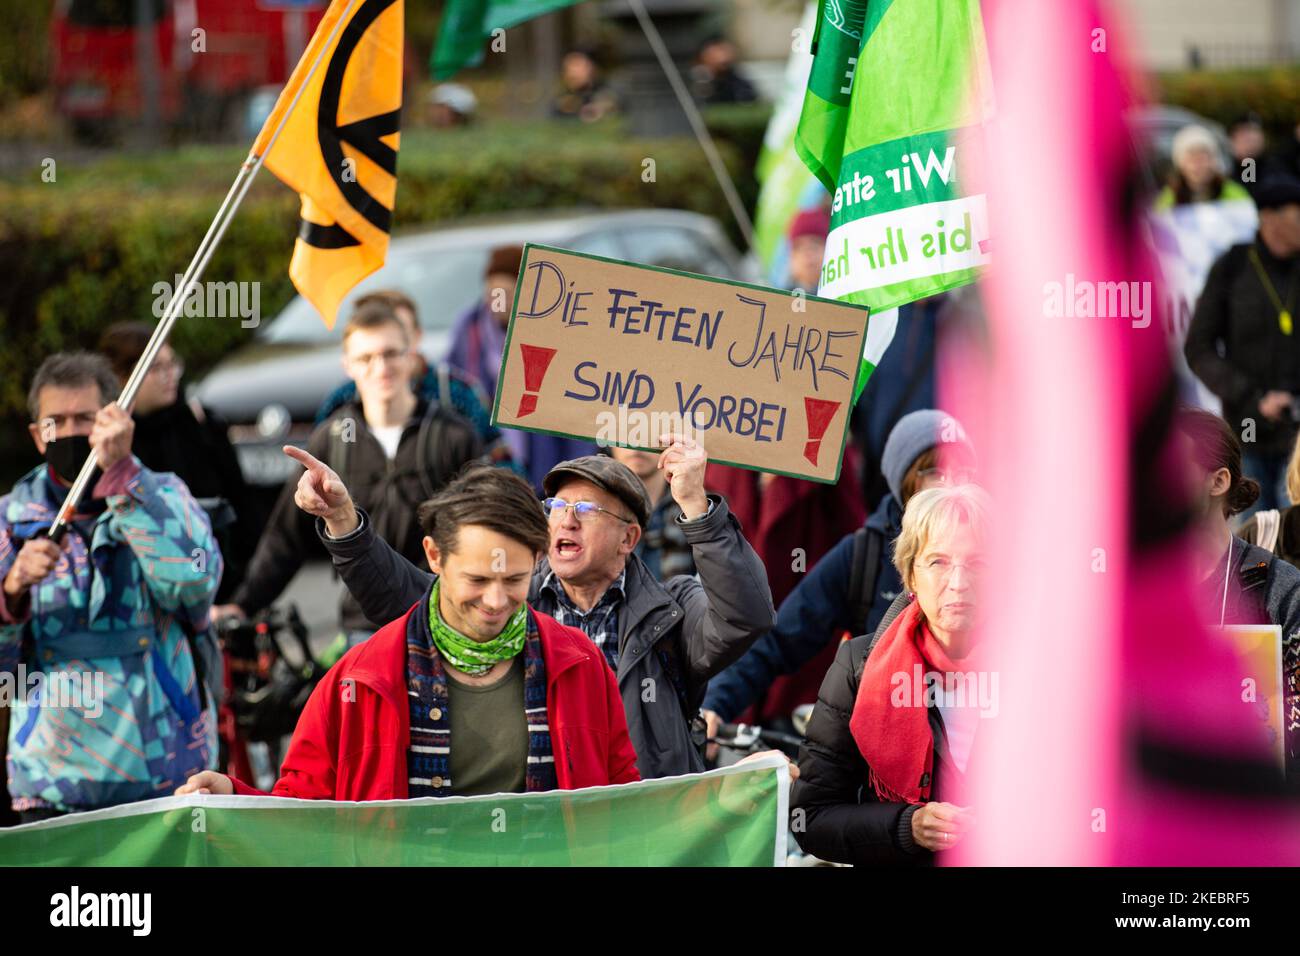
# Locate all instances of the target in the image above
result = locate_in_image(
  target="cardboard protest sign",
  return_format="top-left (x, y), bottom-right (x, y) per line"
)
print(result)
top-left (491, 244), bottom-right (871, 483)
top-left (1220, 624), bottom-right (1286, 774)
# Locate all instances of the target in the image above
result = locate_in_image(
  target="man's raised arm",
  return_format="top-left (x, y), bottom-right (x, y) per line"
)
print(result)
top-left (655, 434), bottom-right (777, 687)
top-left (285, 445), bottom-right (432, 628)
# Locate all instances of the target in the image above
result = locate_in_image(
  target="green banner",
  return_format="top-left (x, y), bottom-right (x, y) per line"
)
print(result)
top-left (432, 0), bottom-right (585, 79)
top-left (0, 757), bottom-right (790, 867)
top-left (794, 0), bottom-right (994, 317)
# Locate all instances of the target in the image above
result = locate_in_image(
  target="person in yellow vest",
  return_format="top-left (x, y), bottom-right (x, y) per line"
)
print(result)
top-left (1153, 124), bottom-right (1252, 211)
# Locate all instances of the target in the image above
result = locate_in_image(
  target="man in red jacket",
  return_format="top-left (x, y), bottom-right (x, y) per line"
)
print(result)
top-left (178, 466), bottom-right (639, 800)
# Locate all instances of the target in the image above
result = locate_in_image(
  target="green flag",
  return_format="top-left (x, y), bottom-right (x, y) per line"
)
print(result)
top-left (432, 0), bottom-right (584, 79)
top-left (0, 757), bottom-right (790, 866)
top-left (752, 2), bottom-right (821, 280)
top-left (795, 0), bottom-right (994, 323)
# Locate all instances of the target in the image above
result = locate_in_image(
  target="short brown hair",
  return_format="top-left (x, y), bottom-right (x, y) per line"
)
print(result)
top-left (28, 352), bottom-right (120, 421)
top-left (899, 447), bottom-right (938, 506)
top-left (417, 465), bottom-right (550, 557)
top-left (97, 322), bottom-right (154, 381)
top-left (1175, 407), bottom-right (1260, 517)
top-left (355, 289), bottom-right (417, 323)
top-left (342, 299), bottom-right (409, 345)
top-left (486, 244), bottom-right (524, 279)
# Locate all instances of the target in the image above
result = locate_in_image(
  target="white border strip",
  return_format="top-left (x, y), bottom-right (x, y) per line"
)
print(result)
top-left (772, 756), bottom-right (791, 867)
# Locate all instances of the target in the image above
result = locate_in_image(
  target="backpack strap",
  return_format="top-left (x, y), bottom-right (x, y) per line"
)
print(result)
top-left (435, 361), bottom-right (452, 412)
top-left (172, 612), bottom-right (216, 713)
top-left (847, 526), bottom-right (885, 633)
top-left (328, 415), bottom-right (353, 486)
top-left (411, 401), bottom-right (451, 501)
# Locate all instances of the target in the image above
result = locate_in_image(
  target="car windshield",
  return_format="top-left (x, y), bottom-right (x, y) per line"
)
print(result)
top-left (259, 245), bottom-right (490, 344)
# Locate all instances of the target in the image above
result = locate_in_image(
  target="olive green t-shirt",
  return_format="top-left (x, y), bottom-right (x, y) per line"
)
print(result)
top-left (446, 656), bottom-right (528, 796)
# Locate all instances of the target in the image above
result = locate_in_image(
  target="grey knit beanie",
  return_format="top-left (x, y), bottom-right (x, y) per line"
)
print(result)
top-left (880, 409), bottom-right (975, 503)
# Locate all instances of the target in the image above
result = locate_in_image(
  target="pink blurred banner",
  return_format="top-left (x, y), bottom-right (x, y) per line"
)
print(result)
top-left (948, 0), bottom-right (1300, 865)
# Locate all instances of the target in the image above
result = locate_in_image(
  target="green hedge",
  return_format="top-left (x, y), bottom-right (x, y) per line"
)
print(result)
top-left (1155, 67), bottom-right (1300, 133)
top-left (0, 0), bottom-right (52, 105)
top-left (0, 116), bottom-right (768, 482)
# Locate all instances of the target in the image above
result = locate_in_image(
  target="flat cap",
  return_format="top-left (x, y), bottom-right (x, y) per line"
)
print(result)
top-left (543, 455), bottom-right (653, 527)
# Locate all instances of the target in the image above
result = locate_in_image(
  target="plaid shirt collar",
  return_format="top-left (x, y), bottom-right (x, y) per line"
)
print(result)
top-left (538, 566), bottom-right (627, 672)
top-left (540, 566), bottom-right (627, 615)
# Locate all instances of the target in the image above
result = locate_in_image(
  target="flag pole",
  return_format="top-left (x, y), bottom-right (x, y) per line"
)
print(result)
top-left (625, 0), bottom-right (755, 249)
top-left (47, 0), bottom-right (359, 543)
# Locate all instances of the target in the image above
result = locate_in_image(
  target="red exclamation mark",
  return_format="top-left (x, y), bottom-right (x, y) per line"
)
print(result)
top-left (516, 344), bottom-right (558, 417)
top-left (803, 397), bottom-right (841, 466)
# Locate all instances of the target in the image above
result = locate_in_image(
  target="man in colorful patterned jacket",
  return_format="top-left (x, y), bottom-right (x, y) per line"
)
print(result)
top-left (0, 352), bottom-right (222, 823)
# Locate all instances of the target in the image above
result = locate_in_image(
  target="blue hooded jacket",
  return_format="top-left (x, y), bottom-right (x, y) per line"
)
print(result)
top-left (702, 494), bottom-right (904, 722)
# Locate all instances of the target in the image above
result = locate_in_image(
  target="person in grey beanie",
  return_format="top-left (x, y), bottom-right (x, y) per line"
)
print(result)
top-left (701, 409), bottom-right (978, 737)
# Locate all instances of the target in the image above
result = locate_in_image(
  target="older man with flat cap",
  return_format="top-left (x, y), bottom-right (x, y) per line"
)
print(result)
top-left (285, 433), bottom-right (776, 778)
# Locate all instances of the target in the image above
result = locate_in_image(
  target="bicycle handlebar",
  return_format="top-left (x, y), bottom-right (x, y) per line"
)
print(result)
top-left (713, 722), bottom-right (804, 753)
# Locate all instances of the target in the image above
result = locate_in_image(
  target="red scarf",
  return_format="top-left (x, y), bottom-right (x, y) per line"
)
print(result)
top-left (849, 599), bottom-right (974, 804)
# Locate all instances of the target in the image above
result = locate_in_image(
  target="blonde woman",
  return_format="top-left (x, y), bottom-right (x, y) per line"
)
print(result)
top-left (791, 484), bottom-right (991, 866)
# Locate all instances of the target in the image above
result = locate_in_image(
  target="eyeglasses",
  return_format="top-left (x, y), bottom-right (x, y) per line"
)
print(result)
top-left (542, 497), bottom-right (634, 524)
top-left (349, 348), bottom-right (407, 370)
top-left (918, 467), bottom-right (978, 486)
top-left (146, 356), bottom-right (184, 380)
top-left (914, 556), bottom-right (988, 582)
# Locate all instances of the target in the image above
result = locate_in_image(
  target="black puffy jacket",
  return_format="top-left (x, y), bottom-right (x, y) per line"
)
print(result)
top-left (791, 592), bottom-right (955, 866)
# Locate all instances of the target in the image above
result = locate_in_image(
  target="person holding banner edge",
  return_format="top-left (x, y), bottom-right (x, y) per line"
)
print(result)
top-left (286, 432), bottom-right (777, 779)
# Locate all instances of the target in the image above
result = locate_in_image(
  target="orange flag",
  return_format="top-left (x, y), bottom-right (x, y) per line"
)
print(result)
top-left (252, 0), bottom-right (403, 328)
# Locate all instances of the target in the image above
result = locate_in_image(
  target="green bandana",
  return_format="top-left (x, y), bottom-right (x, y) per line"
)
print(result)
top-left (427, 580), bottom-right (528, 676)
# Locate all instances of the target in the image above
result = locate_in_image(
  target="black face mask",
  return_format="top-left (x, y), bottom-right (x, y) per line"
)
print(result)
top-left (44, 435), bottom-right (93, 484)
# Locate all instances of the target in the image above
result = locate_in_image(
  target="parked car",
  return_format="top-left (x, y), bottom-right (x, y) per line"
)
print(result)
top-left (192, 207), bottom-right (751, 493)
